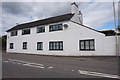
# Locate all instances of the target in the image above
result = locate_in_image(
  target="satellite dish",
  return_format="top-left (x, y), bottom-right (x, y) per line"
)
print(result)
top-left (64, 24), bottom-right (68, 28)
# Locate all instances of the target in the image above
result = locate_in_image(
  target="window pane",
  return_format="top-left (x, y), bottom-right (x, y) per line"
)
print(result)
top-left (23, 42), bottom-right (27, 49)
top-left (37, 42), bottom-right (43, 50)
top-left (49, 24), bottom-right (63, 32)
top-left (37, 27), bottom-right (45, 33)
top-left (85, 41), bottom-right (89, 49)
top-left (80, 39), bottom-right (95, 50)
top-left (10, 43), bottom-right (13, 49)
top-left (56, 42), bottom-right (59, 49)
top-left (90, 40), bottom-right (94, 49)
top-left (11, 31), bottom-right (17, 36)
top-left (22, 29), bottom-right (30, 35)
top-left (59, 42), bottom-right (63, 50)
top-left (53, 42), bottom-right (55, 49)
top-left (50, 43), bottom-right (52, 50)
top-left (55, 42), bottom-right (57, 49)
top-left (49, 41), bottom-right (63, 50)
top-left (58, 24), bottom-right (62, 30)
top-left (41, 43), bottom-right (43, 50)
top-left (80, 41), bottom-right (84, 49)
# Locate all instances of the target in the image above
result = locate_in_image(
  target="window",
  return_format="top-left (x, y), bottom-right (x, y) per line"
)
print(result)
top-left (37, 42), bottom-right (43, 50)
top-left (22, 29), bottom-right (30, 35)
top-left (23, 42), bottom-right (27, 49)
top-left (49, 41), bottom-right (63, 50)
top-left (11, 31), bottom-right (17, 36)
top-left (10, 43), bottom-right (13, 49)
top-left (49, 24), bottom-right (63, 32)
top-left (79, 39), bottom-right (95, 51)
top-left (37, 26), bottom-right (45, 33)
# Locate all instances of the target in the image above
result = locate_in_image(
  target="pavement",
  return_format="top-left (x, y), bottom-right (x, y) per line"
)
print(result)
top-left (2, 52), bottom-right (120, 79)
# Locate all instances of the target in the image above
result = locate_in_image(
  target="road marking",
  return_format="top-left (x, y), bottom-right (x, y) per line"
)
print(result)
top-left (23, 64), bottom-right (45, 69)
top-left (48, 67), bottom-right (53, 69)
top-left (27, 63), bottom-right (44, 66)
top-left (4, 61), bottom-right (9, 63)
top-left (78, 70), bottom-right (120, 79)
top-left (8, 59), bottom-right (29, 64)
top-left (5, 59), bottom-right (49, 69)
top-left (72, 70), bottom-right (74, 71)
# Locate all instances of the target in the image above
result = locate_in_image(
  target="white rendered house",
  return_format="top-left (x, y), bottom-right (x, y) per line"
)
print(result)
top-left (6, 3), bottom-right (119, 56)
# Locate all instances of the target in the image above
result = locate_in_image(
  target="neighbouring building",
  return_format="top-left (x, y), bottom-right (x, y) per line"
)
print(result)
top-left (6, 2), bottom-right (120, 56)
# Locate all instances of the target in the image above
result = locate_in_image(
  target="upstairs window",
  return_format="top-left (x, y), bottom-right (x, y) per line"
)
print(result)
top-left (10, 43), bottom-right (13, 49)
top-left (11, 31), bottom-right (17, 36)
top-left (49, 41), bottom-right (63, 50)
top-left (37, 42), bottom-right (43, 50)
top-left (22, 29), bottom-right (30, 35)
top-left (37, 26), bottom-right (45, 33)
top-left (79, 39), bottom-right (95, 51)
top-left (23, 42), bottom-right (27, 49)
top-left (49, 24), bottom-right (63, 32)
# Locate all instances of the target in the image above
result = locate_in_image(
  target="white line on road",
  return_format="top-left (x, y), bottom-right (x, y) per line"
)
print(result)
top-left (48, 67), bottom-right (53, 69)
top-left (78, 70), bottom-right (120, 79)
top-left (5, 59), bottom-right (49, 69)
top-left (4, 61), bottom-right (9, 63)
top-left (23, 64), bottom-right (45, 69)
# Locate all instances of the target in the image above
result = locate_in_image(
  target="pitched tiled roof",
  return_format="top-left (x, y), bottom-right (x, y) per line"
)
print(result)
top-left (6, 13), bottom-right (74, 32)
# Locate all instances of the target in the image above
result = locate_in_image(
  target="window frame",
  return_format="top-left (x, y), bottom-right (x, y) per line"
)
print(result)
top-left (49, 41), bottom-right (63, 50)
top-left (23, 42), bottom-right (27, 49)
top-left (10, 43), bottom-right (13, 49)
top-left (37, 42), bottom-right (43, 50)
top-left (22, 29), bottom-right (30, 35)
top-left (79, 39), bottom-right (95, 51)
top-left (49, 24), bottom-right (63, 32)
top-left (37, 26), bottom-right (45, 33)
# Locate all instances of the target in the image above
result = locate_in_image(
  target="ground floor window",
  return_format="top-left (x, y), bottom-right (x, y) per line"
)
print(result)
top-left (79, 39), bottom-right (95, 51)
top-left (37, 42), bottom-right (43, 50)
top-left (10, 43), bottom-right (13, 49)
top-left (23, 42), bottom-right (27, 49)
top-left (49, 41), bottom-right (63, 50)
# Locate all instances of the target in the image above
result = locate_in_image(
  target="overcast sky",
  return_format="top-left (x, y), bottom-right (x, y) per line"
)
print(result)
top-left (1, 1), bottom-right (119, 35)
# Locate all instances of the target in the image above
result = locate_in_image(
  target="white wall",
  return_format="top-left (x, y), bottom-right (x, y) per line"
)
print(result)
top-left (7, 21), bottom-right (116, 56)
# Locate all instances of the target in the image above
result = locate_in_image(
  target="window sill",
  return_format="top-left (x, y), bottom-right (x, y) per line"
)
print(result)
top-left (49, 29), bottom-right (63, 32)
top-left (80, 49), bottom-right (95, 51)
top-left (37, 32), bottom-right (45, 34)
top-left (23, 49), bottom-right (27, 50)
top-left (49, 49), bottom-right (63, 51)
top-left (37, 49), bottom-right (43, 50)
top-left (22, 34), bottom-right (30, 35)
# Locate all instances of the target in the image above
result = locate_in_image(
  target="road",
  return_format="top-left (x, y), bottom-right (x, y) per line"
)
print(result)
top-left (2, 53), bottom-right (119, 78)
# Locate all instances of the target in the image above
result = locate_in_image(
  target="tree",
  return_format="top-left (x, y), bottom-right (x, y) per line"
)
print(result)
top-left (117, 27), bottom-right (120, 32)
top-left (0, 35), bottom-right (7, 50)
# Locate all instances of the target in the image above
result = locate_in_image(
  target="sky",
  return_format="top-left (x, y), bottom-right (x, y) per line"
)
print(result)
top-left (1, 1), bottom-right (119, 36)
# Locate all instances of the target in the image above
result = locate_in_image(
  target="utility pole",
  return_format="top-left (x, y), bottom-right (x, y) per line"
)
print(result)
top-left (113, 0), bottom-right (119, 57)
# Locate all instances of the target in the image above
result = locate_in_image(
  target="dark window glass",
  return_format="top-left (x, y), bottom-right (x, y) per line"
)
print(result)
top-left (22, 29), bottom-right (30, 35)
top-left (11, 31), bottom-right (17, 36)
top-left (49, 24), bottom-right (63, 32)
top-left (37, 42), bottom-right (43, 50)
top-left (10, 43), bottom-right (13, 49)
top-left (80, 39), bottom-right (95, 51)
top-left (49, 41), bottom-right (63, 50)
top-left (23, 42), bottom-right (27, 49)
top-left (37, 26), bottom-right (45, 33)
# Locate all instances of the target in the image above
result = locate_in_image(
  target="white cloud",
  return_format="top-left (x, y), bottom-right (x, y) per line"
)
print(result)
top-left (78, 2), bottom-right (118, 29)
